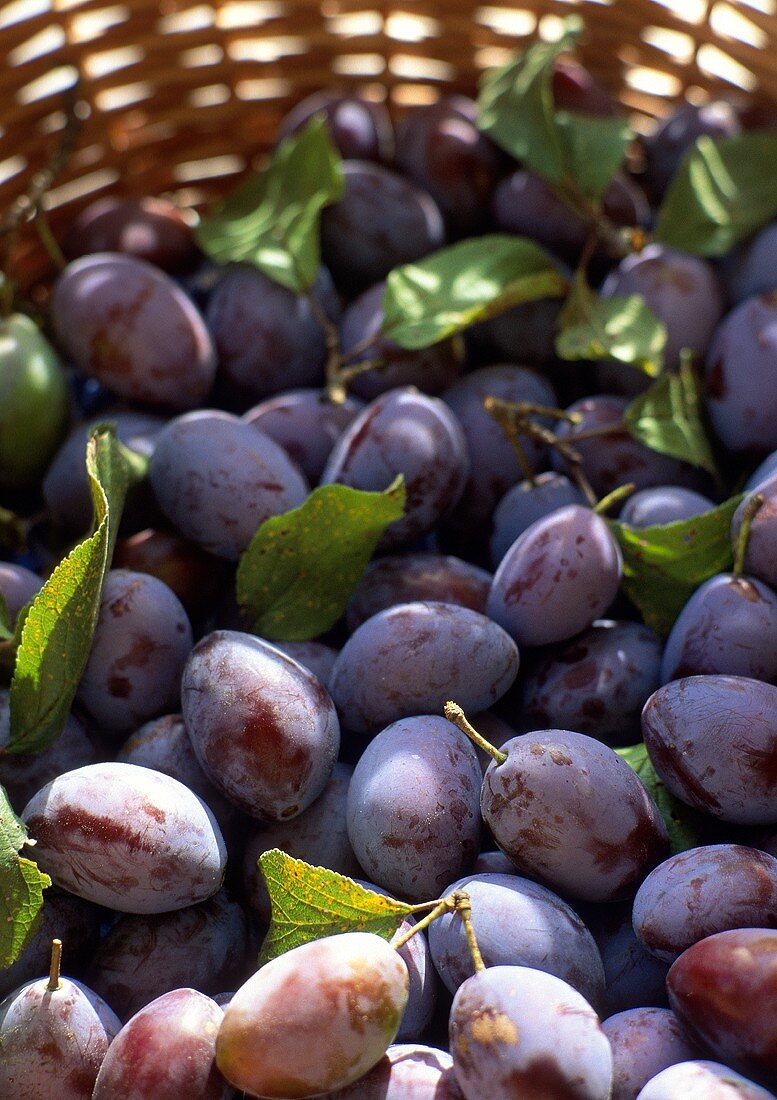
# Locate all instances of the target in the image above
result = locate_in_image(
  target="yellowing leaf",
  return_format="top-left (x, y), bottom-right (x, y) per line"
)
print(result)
top-left (259, 850), bottom-right (413, 964)
top-left (237, 479), bottom-right (406, 641)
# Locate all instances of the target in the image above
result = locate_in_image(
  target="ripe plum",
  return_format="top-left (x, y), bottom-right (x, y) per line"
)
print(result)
top-left (330, 601), bottom-right (519, 734)
top-left (481, 730), bottom-right (669, 902)
top-left (22, 761), bottom-right (227, 912)
top-left (51, 253), bottom-right (216, 409)
top-left (346, 715), bottom-right (482, 900)
top-left (181, 630), bottom-right (339, 820)
top-left (149, 411), bottom-right (309, 559)
top-left (321, 387), bottom-right (469, 549)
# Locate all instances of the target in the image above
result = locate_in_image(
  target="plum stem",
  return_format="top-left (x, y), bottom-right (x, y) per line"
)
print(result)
top-left (444, 701), bottom-right (508, 766)
top-left (496, 406), bottom-right (600, 508)
top-left (406, 898), bottom-right (447, 914)
top-left (733, 492), bottom-right (764, 577)
top-left (305, 290), bottom-right (346, 405)
top-left (0, 85), bottom-right (82, 239)
top-left (392, 895), bottom-right (456, 950)
top-left (453, 890), bottom-right (485, 973)
top-left (483, 397), bottom-right (537, 486)
top-left (341, 332), bottom-right (379, 365)
top-left (338, 356), bottom-right (386, 386)
top-left (47, 939), bottom-right (62, 991)
top-left (594, 483), bottom-right (636, 515)
top-left (33, 212), bottom-right (66, 271)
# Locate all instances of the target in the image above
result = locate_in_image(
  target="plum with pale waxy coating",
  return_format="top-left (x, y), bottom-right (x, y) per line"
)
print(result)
top-left (319, 1044), bottom-right (464, 1098)
top-left (331, 601), bottom-right (518, 734)
top-left (449, 965), bottom-right (613, 1100)
top-left (603, 1008), bottom-right (699, 1100)
top-left (347, 714), bottom-right (481, 901)
top-left (635, 1061), bottom-right (775, 1100)
top-left (22, 762), bottom-right (227, 913)
top-left (321, 387), bottom-right (469, 550)
top-left (149, 411), bottom-right (309, 560)
top-left (633, 845), bottom-right (777, 963)
top-left (642, 675), bottom-right (777, 824)
top-left (0, 972), bottom-right (120, 1099)
top-left (76, 569), bottom-right (193, 738)
top-left (486, 506), bottom-right (623, 648)
top-left (51, 253), bottom-right (216, 409)
top-left (427, 871), bottom-right (605, 1005)
top-left (481, 730), bottom-right (669, 902)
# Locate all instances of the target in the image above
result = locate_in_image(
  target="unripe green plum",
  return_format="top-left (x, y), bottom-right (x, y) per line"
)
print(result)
top-left (0, 313), bottom-right (69, 488)
top-left (216, 932), bottom-right (409, 1098)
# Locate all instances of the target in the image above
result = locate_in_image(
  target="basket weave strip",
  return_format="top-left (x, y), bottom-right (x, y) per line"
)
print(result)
top-left (2, 0), bottom-right (777, 284)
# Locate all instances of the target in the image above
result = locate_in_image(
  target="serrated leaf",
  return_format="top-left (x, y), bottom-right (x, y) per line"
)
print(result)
top-left (616, 742), bottom-right (703, 854)
top-left (609, 494), bottom-right (743, 636)
top-left (655, 132), bottom-right (777, 257)
top-left (477, 20), bottom-right (632, 203)
top-left (7, 427), bottom-right (136, 754)
top-left (195, 115), bottom-right (344, 292)
top-left (237, 478), bottom-right (406, 641)
top-left (624, 362), bottom-right (717, 475)
top-left (556, 271), bottom-right (665, 376)
top-left (381, 236), bottom-right (567, 349)
top-left (259, 850), bottom-right (413, 964)
top-left (0, 785), bottom-right (50, 968)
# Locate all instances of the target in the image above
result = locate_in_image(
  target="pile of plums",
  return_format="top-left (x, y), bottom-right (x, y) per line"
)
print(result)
top-left (2, 52), bottom-right (777, 1100)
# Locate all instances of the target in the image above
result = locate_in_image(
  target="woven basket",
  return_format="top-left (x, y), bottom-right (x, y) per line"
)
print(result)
top-left (2, 0), bottom-right (777, 286)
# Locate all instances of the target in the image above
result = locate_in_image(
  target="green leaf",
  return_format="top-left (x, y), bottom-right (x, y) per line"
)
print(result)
top-left (0, 593), bottom-right (13, 643)
top-left (477, 22), bottom-right (579, 187)
top-left (609, 494), bottom-right (744, 636)
top-left (7, 427), bottom-right (136, 754)
top-left (624, 362), bottom-right (718, 475)
top-left (194, 115), bottom-right (344, 292)
top-left (259, 849), bottom-right (413, 964)
top-left (655, 132), bottom-right (777, 257)
top-left (556, 271), bottom-right (665, 376)
top-left (477, 20), bottom-right (632, 202)
top-left (0, 785), bottom-right (51, 967)
top-left (616, 743), bottom-right (703, 854)
top-left (0, 596), bottom-right (31, 682)
top-left (555, 111), bottom-right (634, 202)
top-left (381, 236), bottom-right (567, 350)
top-left (237, 478), bottom-right (406, 642)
